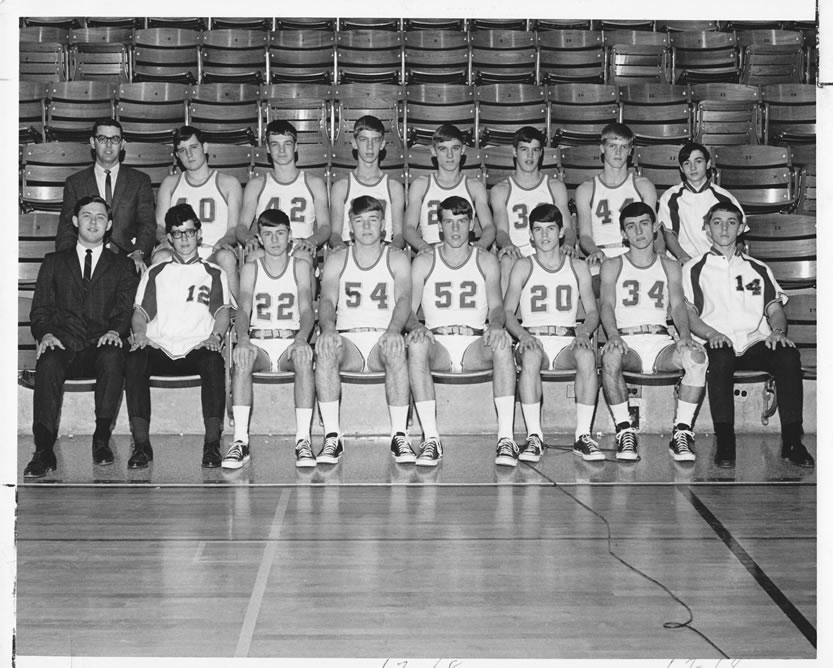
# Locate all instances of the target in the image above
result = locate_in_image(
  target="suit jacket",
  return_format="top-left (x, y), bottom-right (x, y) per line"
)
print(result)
top-left (30, 247), bottom-right (140, 352)
top-left (57, 165), bottom-right (156, 257)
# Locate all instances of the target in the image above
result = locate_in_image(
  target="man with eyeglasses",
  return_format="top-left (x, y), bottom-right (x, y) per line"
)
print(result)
top-left (124, 204), bottom-right (233, 470)
top-left (56, 119), bottom-right (155, 275)
top-left (25, 196), bottom-right (140, 478)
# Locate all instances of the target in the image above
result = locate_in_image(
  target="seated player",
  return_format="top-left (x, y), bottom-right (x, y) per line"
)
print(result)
top-left (403, 124), bottom-right (495, 254)
top-left (315, 195), bottom-right (414, 464)
top-left (599, 202), bottom-right (707, 462)
top-left (225, 209), bottom-right (316, 469)
top-left (329, 115), bottom-right (405, 249)
top-left (659, 142), bottom-right (744, 264)
top-left (125, 204), bottom-right (232, 469)
top-left (489, 126), bottom-right (576, 291)
top-left (503, 204), bottom-right (600, 462)
top-left (683, 202), bottom-right (813, 469)
top-left (407, 196), bottom-right (518, 467)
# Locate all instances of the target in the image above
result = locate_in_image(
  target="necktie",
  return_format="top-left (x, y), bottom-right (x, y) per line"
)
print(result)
top-left (84, 249), bottom-right (92, 283)
top-left (104, 169), bottom-right (112, 205)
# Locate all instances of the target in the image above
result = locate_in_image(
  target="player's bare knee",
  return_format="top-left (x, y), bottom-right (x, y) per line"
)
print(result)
top-left (680, 347), bottom-right (707, 386)
top-left (574, 347), bottom-right (596, 371)
top-left (520, 347), bottom-right (543, 372)
top-left (601, 348), bottom-right (623, 374)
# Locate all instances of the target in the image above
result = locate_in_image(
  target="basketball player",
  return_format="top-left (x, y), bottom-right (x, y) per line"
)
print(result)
top-left (575, 123), bottom-right (657, 292)
top-left (239, 120), bottom-right (330, 260)
top-left (599, 202), bottom-right (707, 462)
top-left (154, 126), bottom-right (243, 296)
top-left (407, 196), bottom-right (517, 467)
top-left (329, 115), bottom-right (405, 249)
top-left (503, 204), bottom-right (600, 462)
top-left (315, 195), bottom-right (414, 464)
top-left (490, 126), bottom-right (576, 290)
top-left (403, 124), bottom-right (495, 253)
top-left (125, 204), bottom-right (232, 469)
top-left (225, 209), bottom-right (316, 469)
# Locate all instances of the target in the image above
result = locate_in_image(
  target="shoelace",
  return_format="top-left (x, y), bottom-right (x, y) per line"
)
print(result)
top-left (617, 428), bottom-right (637, 451)
top-left (525, 435), bottom-right (542, 454)
top-left (673, 430), bottom-right (694, 453)
top-left (226, 442), bottom-right (243, 460)
top-left (420, 438), bottom-right (439, 458)
top-left (578, 434), bottom-right (601, 453)
top-left (497, 438), bottom-right (517, 457)
top-left (321, 436), bottom-right (340, 456)
top-left (296, 440), bottom-right (313, 458)
top-left (392, 434), bottom-right (411, 455)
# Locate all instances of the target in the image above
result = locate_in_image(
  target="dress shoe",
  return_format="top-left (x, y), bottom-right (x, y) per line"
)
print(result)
top-left (92, 440), bottom-right (115, 465)
top-left (714, 443), bottom-right (736, 468)
top-left (783, 442), bottom-right (815, 468)
top-left (24, 450), bottom-right (57, 478)
top-left (128, 442), bottom-right (153, 470)
top-left (202, 441), bottom-right (222, 468)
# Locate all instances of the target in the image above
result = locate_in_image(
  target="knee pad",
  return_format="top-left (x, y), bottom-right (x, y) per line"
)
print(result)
top-left (680, 347), bottom-right (707, 386)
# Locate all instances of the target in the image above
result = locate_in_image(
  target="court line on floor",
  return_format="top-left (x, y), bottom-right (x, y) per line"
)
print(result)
top-left (234, 488), bottom-right (291, 658)
top-left (679, 486), bottom-right (817, 649)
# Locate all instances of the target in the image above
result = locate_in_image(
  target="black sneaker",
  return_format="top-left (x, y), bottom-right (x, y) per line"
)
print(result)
top-left (416, 437), bottom-right (443, 467)
top-left (295, 438), bottom-right (317, 468)
top-left (316, 433), bottom-right (344, 464)
top-left (222, 440), bottom-right (250, 469)
top-left (202, 441), bottom-right (222, 468)
top-left (494, 437), bottom-right (519, 467)
top-left (615, 425), bottom-right (639, 461)
top-left (783, 442), bottom-right (815, 468)
top-left (573, 434), bottom-right (605, 461)
top-left (519, 434), bottom-right (543, 462)
top-left (668, 425), bottom-right (696, 462)
top-left (390, 432), bottom-right (416, 464)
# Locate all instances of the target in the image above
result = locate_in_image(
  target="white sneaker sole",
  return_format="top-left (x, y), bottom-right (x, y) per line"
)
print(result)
top-left (573, 449), bottom-right (605, 462)
top-left (295, 458), bottom-right (317, 468)
top-left (495, 455), bottom-right (518, 467)
top-left (415, 456), bottom-right (441, 467)
top-left (616, 451), bottom-right (639, 461)
top-left (316, 455), bottom-right (341, 465)
top-left (392, 453), bottom-right (417, 464)
top-left (221, 456), bottom-right (250, 470)
top-left (519, 451), bottom-right (542, 463)
top-left (669, 448), bottom-right (696, 462)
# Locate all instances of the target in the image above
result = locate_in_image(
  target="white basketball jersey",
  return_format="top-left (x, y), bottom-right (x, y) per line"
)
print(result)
top-left (254, 171), bottom-right (316, 239)
top-left (589, 172), bottom-right (643, 253)
top-left (613, 255), bottom-right (670, 329)
top-left (519, 254), bottom-right (580, 328)
top-left (171, 170), bottom-right (232, 249)
top-left (418, 175), bottom-right (476, 245)
top-left (506, 175), bottom-right (556, 254)
top-left (336, 246), bottom-right (396, 331)
top-left (341, 173), bottom-right (394, 242)
top-left (249, 257), bottom-right (301, 331)
top-left (421, 247), bottom-right (489, 330)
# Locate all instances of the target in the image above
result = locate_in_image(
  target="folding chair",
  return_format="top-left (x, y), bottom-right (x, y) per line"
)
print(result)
top-left (481, 144), bottom-right (561, 189)
top-left (403, 30), bottom-right (470, 85)
top-left (44, 81), bottom-right (116, 142)
top-left (557, 144), bottom-right (604, 198)
top-left (200, 29), bottom-right (268, 85)
top-left (619, 83), bottom-right (692, 144)
top-left (793, 147), bottom-right (816, 215)
top-left (261, 84), bottom-right (333, 146)
top-left (470, 29), bottom-right (537, 84)
top-left (783, 288), bottom-right (816, 377)
top-left (547, 83), bottom-right (619, 146)
top-left (132, 28), bottom-right (201, 84)
top-left (603, 30), bottom-right (670, 85)
top-left (762, 83), bottom-right (815, 145)
top-left (332, 85), bottom-right (405, 150)
top-left (68, 27), bottom-right (133, 83)
top-left (633, 144), bottom-right (684, 198)
top-left (20, 81), bottom-right (47, 144)
top-left (744, 213), bottom-right (815, 288)
top-left (18, 289), bottom-right (37, 371)
top-left (404, 84), bottom-right (475, 146)
top-left (536, 30), bottom-right (606, 85)
top-left (738, 30), bottom-right (804, 86)
top-left (20, 142), bottom-right (93, 212)
top-left (20, 27), bottom-right (68, 83)
top-left (691, 83), bottom-right (762, 145)
top-left (712, 145), bottom-right (797, 213)
top-left (116, 82), bottom-right (188, 143)
top-left (186, 83), bottom-right (261, 145)
top-left (121, 142), bottom-right (174, 194)
top-left (19, 212), bottom-right (60, 287)
top-left (475, 83), bottom-right (547, 147)
top-left (669, 30), bottom-right (740, 84)
top-left (335, 29), bottom-right (403, 85)
top-left (268, 29), bottom-right (335, 84)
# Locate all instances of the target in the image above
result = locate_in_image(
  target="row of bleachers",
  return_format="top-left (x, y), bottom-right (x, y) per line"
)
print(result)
top-left (19, 81), bottom-right (816, 149)
top-left (20, 26), bottom-right (816, 87)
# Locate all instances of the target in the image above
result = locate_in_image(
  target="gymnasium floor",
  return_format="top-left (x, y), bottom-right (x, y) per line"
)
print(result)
top-left (16, 433), bottom-right (816, 660)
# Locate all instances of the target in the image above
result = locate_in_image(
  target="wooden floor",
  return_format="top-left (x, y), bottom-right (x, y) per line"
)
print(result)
top-left (15, 434), bottom-right (817, 661)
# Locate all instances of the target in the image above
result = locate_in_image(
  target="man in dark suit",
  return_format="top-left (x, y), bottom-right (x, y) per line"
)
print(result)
top-left (56, 119), bottom-right (156, 275)
top-left (26, 195), bottom-right (140, 478)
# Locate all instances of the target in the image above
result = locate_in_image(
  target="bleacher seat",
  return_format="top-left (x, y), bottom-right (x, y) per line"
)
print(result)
top-left (598, 20), bottom-right (654, 31)
top-left (669, 31), bottom-right (740, 84)
top-left (634, 144), bottom-right (684, 197)
top-left (404, 84), bottom-right (475, 146)
top-left (712, 145), bottom-right (796, 213)
top-left (20, 28), bottom-right (68, 83)
top-left (603, 30), bottom-right (670, 85)
top-left (186, 83), bottom-right (260, 145)
top-left (762, 83), bottom-right (815, 145)
top-left (18, 212), bottom-right (60, 288)
top-left (274, 18), bottom-right (335, 31)
top-left (23, 17), bottom-right (83, 30)
top-left (783, 288), bottom-right (816, 377)
top-left (557, 144), bottom-right (604, 196)
top-left (20, 142), bottom-right (92, 212)
top-left (476, 83), bottom-right (547, 147)
top-left (332, 85), bottom-right (405, 149)
top-left (268, 29), bottom-right (335, 85)
top-left (86, 17), bottom-right (143, 29)
top-left (738, 30), bottom-right (804, 86)
top-left (68, 27), bottom-right (133, 83)
top-left (403, 30), bottom-right (470, 85)
top-left (547, 83), bottom-right (619, 146)
top-left (202, 144), bottom-right (254, 184)
top-left (116, 82), bottom-right (188, 143)
top-left (45, 80), bottom-right (116, 142)
top-left (200, 29), bottom-right (268, 85)
top-left (470, 30), bottom-right (537, 85)
top-left (210, 17), bottom-right (273, 32)
top-left (533, 19), bottom-right (594, 31)
top-left (121, 142), bottom-right (174, 194)
top-left (469, 19), bottom-right (528, 31)
top-left (132, 28), bottom-right (200, 84)
top-left (744, 213), bottom-right (815, 289)
top-left (403, 18), bottom-right (465, 31)
top-left (335, 30), bottom-right (404, 85)
top-left (536, 30), bottom-right (605, 85)
top-left (20, 81), bottom-right (47, 144)
top-left (261, 83), bottom-right (333, 146)
top-left (691, 83), bottom-right (762, 145)
top-left (656, 20), bottom-right (720, 32)
top-left (146, 18), bottom-right (208, 32)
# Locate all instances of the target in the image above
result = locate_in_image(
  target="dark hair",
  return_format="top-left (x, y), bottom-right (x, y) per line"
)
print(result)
top-left (704, 201), bottom-right (744, 226)
top-left (619, 201), bottom-right (656, 230)
top-left (257, 208), bottom-right (291, 230)
top-left (529, 203), bottom-right (562, 229)
top-left (601, 122), bottom-right (634, 144)
top-left (165, 203), bottom-right (202, 233)
top-left (678, 141), bottom-right (710, 166)
top-left (90, 118), bottom-right (122, 138)
top-left (432, 123), bottom-right (465, 145)
top-left (265, 120), bottom-right (298, 143)
top-left (174, 125), bottom-right (204, 147)
top-left (437, 195), bottom-right (473, 220)
top-left (512, 126), bottom-right (545, 149)
top-left (349, 195), bottom-right (386, 218)
top-left (353, 115), bottom-right (385, 136)
top-left (74, 195), bottom-right (112, 219)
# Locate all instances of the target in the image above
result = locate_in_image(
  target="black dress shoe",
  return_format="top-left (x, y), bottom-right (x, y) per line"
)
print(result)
top-left (202, 441), bottom-right (221, 468)
top-left (92, 441), bottom-right (115, 465)
top-left (783, 442), bottom-right (815, 468)
top-left (24, 450), bottom-right (57, 478)
top-left (714, 453), bottom-right (736, 469)
top-left (128, 443), bottom-right (153, 469)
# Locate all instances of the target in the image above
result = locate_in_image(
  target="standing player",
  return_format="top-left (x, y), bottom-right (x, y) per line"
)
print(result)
top-left (403, 124), bottom-right (496, 254)
top-left (407, 196), bottom-right (517, 467)
top-left (575, 123), bottom-right (656, 290)
top-left (125, 204), bottom-right (232, 469)
top-left (239, 120), bottom-right (330, 259)
top-left (599, 202), bottom-right (707, 462)
top-left (503, 204), bottom-right (600, 462)
top-left (329, 116), bottom-right (405, 249)
top-left (659, 142), bottom-right (744, 264)
top-left (683, 202), bottom-right (813, 469)
top-left (155, 126), bottom-right (243, 296)
top-left (315, 195), bottom-right (415, 464)
top-left (489, 126), bottom-right (576, 289)
top-left (225, 209), bottom-right (316, 469)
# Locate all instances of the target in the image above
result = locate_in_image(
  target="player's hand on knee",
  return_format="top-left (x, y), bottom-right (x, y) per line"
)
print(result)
top-left (129, 332), bottom-right (153, 352)
top-left (706, 332), bottom-right (732, 349)
top-left (406, 324), bottom-right (433, 346)
top-left (97, 330), bottom-right (123, 348)
top-left (289, 340), bottom-right (313, 365)
top-left (571, 332), bottom-right (593, 350)
top-left (196, 332), bottom-right (223, 352)
top-left (518, 332), bottom-right (542, 353)
top-left (330, 238), bottom-right (348, 251)
top-left (602, 335), bottom-right (628, 355)
top-left (213, 240), bottom-right (236, 254)
top-left (765, 330), bottom-right (795, 350)
top-left (233, 341), bottom-right (258, 367)
top-left (587, 249), bottom-right (606, 265)
top-left (243, 234), bottom-right (260, 255)
top-left (316, 330), bottom-right (342, 358)
top-left (498, 244), bottom-right (521, 261)
top-left (416, 243), bottom-right (434, 256)
top-left (36, 333), bottom-right (64, 359)
top-left (676, 335), bottom-right (704, 355)
top-left (563, 243), bottom-right (579, 259)
top-left (484, 326), bottom-right (510, 351)
top-left (380, 330), bottom-right (405, 359)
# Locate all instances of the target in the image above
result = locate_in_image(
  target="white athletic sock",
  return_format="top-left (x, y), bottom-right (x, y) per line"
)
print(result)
top-left (389, 404), bottom-right (409, 436)
top-left (318, 400), bottom-right (340, 436)
top-left (494, 396), bottom-right (515, 440)
top-left (295, 408), bottom-right (313, 443)
top-left (232, 406), bottom-right (250, 443)
top-left (415, 401), bottom-right (439, 440)
top-left (610, 402), bottom-right (630, 427)
top-left (674, 401), bottom-right (698, 429)
top-left (575, 403), bottom-right (595, 440)
top-left (521, 403), bottom-right (542, 438)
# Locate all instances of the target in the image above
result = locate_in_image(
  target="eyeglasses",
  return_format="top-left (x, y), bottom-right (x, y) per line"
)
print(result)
top-left (169, 228), bottom-right (199, 239)
top-left (95, 135), bottom-right (122, 145)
